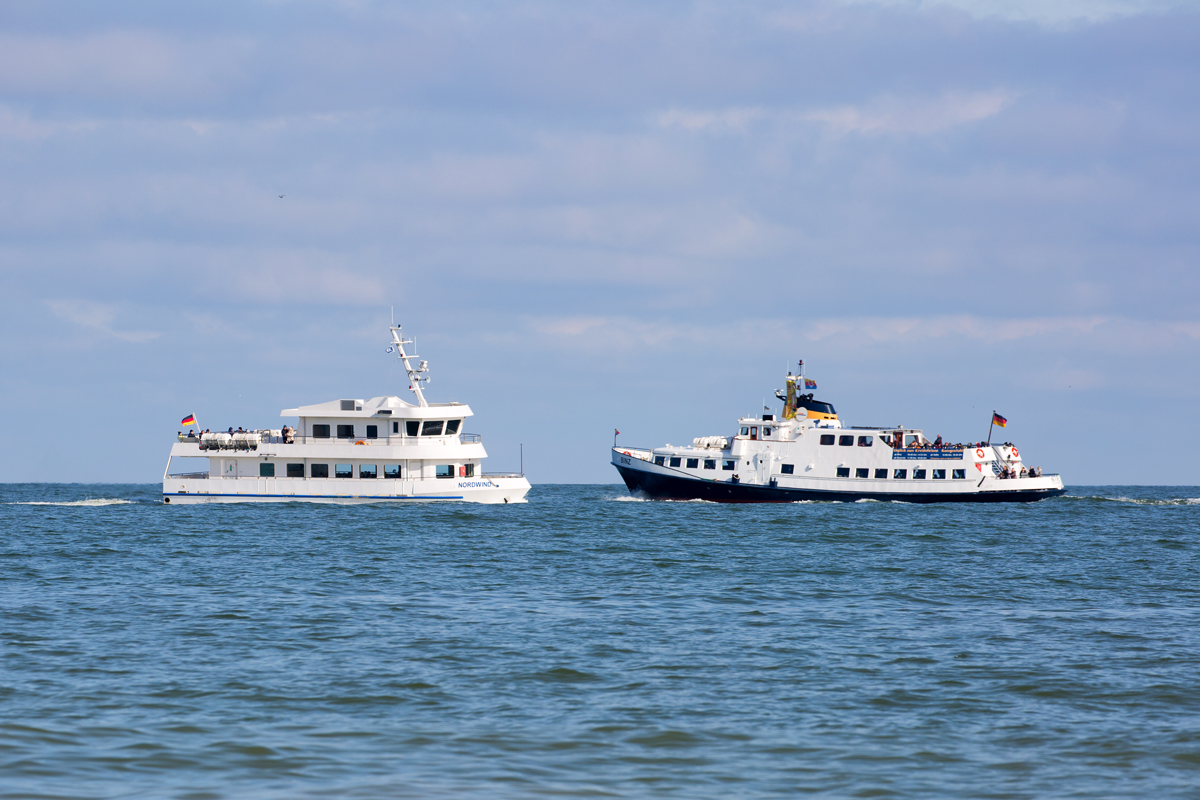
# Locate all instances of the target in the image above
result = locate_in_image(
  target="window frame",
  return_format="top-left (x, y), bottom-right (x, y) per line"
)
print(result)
top-left (893, 468), bottom-right (907, 479)
top-left (932, 469), bottom-right (946, 479)
top-left (780, 464), bottom-right (795, 475)
top-left (820, 434), bottom-right (835, 446)
top-left (913, 469), bottom-right (927, 479)
top-left (952, 469), bottom-right (966, 479)
top-left (874, 468), bottom-right (888, 479)
top-left (312, 424), bottom-right (330, 439)
top-left (366, 425), bottom-right (378, 439)
top-left (422, 420), bottom-right (445, 436)
top-left (259, 462), bottom-right (275, 477)
top-left (336, 424), bottom-right (355, 439)
top-left (286, 463), bottom-right (304, 478)
top-left (335, 463), bottom-right (354, 478)
top-left (310, 463), bottom-right (329, 478)
top-left (686, 458), bottom-right (700, 469)
top-left (359, 464), bottom-right (377, 479)
top-left (435, 464), bottom-right (454, 479)
top-left (836, 467), bottom-right (851, 478)
top-left (723, 460), bottom-right (735, 471)
top-left (384, 464), bottom-right (401, 479)
top-left (445, 420), bottom-right (461, 435)
top-left (858, 436), bottom-right (873, 447)
top-left (703, 459), bottom-right (716, 470)
top-left (839, 435), bottom-right (854, 446)
top-left (405, 420), bottom-right (420, 437)
top-left (669, 457), bottom-right (681, 467)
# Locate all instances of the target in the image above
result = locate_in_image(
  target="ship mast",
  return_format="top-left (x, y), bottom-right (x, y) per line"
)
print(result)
top-left (389, 324), bottom-right (430, 408)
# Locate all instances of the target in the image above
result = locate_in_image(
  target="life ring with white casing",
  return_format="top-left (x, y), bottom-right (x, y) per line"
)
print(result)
top-left (1011, 447), bottom-right (1019, 458)
top-left (976, 448), bottom-right (985, 458)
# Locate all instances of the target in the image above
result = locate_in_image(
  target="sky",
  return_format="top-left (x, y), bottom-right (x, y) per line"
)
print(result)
top-left (1, 0), bottom-right (1197, 485)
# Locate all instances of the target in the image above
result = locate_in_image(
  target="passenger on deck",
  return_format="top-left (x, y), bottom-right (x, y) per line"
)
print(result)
top-left (236, 426), bottom-right (245, 434)
top-left (934, 435), bottom-right (943, 447)
top-left (186, 430), bottom-right (196, 439)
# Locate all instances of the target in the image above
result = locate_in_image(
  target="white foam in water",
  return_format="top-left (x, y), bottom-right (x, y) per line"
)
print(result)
top-left (7, 499), bottom-right (135, 507)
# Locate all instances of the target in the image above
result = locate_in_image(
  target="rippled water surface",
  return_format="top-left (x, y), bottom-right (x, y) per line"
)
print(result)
top-left (3, 483), bottom-right (1200, 799)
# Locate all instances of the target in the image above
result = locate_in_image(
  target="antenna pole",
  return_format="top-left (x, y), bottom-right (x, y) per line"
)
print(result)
top-left (389, 324), bottom-right (430, 408)
top-left (520, 443), bottom-right (524, 477)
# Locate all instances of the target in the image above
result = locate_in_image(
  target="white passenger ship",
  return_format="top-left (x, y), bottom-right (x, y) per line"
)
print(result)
top-left (163, 325), bottom-right (530, 504)
top-left (612, 366), bottom-right (1065, 503)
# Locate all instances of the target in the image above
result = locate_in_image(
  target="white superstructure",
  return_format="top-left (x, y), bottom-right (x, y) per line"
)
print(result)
top-left (163, 325), bottom-right (530, 504)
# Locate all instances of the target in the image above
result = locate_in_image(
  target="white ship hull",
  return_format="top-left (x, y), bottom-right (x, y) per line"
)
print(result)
top-left (163, 475), bottom-right (529, 505)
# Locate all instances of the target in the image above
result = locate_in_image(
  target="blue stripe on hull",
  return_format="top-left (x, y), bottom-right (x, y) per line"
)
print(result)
top-left (163, 492), bottom-right (464, 500)
top-left (614, 466), bottom-right (1065, 504)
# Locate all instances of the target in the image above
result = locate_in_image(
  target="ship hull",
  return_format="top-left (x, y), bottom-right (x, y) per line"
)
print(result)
top-left (614, 462), bottom-right (1065, 504)
top-left (161, 475), bottom-right (530, 505)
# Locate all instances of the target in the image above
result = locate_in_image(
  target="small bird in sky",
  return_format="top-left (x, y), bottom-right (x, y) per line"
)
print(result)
top-left (278, 194), bottom-right (285, 198)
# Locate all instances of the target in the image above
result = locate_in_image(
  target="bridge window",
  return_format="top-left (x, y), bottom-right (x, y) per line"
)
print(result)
top-left (392, 421), bottom-right (399, 434)
top-left (436, 464), bottom-right (453, 478)
top-left (932, 469), bottom-right (945, 479)
top-left (703, 459), bottom-right (716, 470)
top-left (836, 467), bottom-right (850, 478)
top-left (780, 464), bottom-right (794, 474)
top-left (820, 434), bottom-right (835, 445)
top-left (654, 456), bottom-right (665, 466)
top-left (874, 468), bottom-right (887, 479)
top-left (463, 464), bottom-right (475, 477)
top-left (335, 464), bottom-right (353, 478)
top-left (313, 424), bottom-right (330, 438)
top-left (384, 464), bottom-right (401, 478)
top-left (723, 460), bottom-right (735, 470)
top-left (763, 427), bottom-right (772, 437)
top-left (913, 469), bottom-right (927, 479)
top-left (360, 464), bottom-right (377, 479)
top-left (669, 457), bottom-right (681, 467)
top-left (259, 463), bottom-right (275, 477)
top-left (445, 420), bottom-right (461, 435)
top-left (952, 469), bottom-right (966, 479)
top-left (366, 425), bottom-right (378, 439)
top-left (839, 435), bottom-right (854, 446)
top-left (337, 425), bottom-right (354, 439)
top-left (311, 463), bottom-right (329, 478)
top-left (686, 458), bottom-right (699, 469)
top-left (858, 436), bottom-right (873, 447)
top-left (893, 469), bottom-right (907, 479)
top-left (741, 427), bottom-right (750, 435)
top-left (406, 420), bottom-right (419, 436)
top-left (422, 420), bottom-right (445, 436)
top-left (286, 463), bottom-right (304, 478)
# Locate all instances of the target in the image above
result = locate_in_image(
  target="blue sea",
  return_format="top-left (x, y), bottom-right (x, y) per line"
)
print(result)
top-left (3, 484), bottom-right (1200, 799)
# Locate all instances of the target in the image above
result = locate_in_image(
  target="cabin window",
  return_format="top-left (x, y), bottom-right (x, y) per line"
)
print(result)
top-left (723, 460), bottom-right (735, 470)
top-left (311, 463), bottom-right (329, 478)
top-left (406, 421), bottom-right (419, 436)
top-left (286, 463), bottom-right (304, 478)
top-left (669, 457), bottom-right (681, 467)
top-left (360, 464), bottom-right (377, 479)
top-left (952, 469), bottom-right (966, 479)
top-left (839, 435), bottom-right (854, 446)
top-left (855, 468), bottom-right (869, 478)
top-left (781, 464), bottom-right (795, 474)
top-left (654, 456), bottom-right (665, 466)
top-left (259, 463), bottom-right (275, 477)
top-left (336, 425), bottom-right (354, 439)
top-left (874, 468), bottom-right (888, 479)
top-left (703, 459), bottom-right (716, 470)
top-left (392, 421), bottom-right (399, 434)
top-left (741, 427), bottom-right (750, 436)
top-left (836, 467), bottom-right (850, 478)
top-left (340, 400), bottom-right (356, 411)
top-left (893, 469), bottom-right (907, 479)
top-left (384, 464), bottom-right (401, 478)
top-left (366, 425), bottom-right (378, 439)
top-left (932, 469), bottom-right (946, 479)
top-left (820, 434), bottom-right (835, 445)
top-left (686, 458), bottom-right (699, 469)
top-left (858, 436), bottom-right (873, 447)
top-left (913, 469), bottom-right (927, 479)
top-left (335, 464), bottom-right (353, 478)
top-left (463, 464), bottom-right (475, 477)
top-left (436, 465), bottom-right (453, 478)
top-left (445, 420), bottom-right (461, 435)
top-left (422, 420), bottom-right (445, 436)
top-left (763, 427), bottom-right (772, 437)
top-left (313, 424), bottom-right (330, 439)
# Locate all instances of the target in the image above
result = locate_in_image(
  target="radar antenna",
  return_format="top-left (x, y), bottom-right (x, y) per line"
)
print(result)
top-left (388, 324), bottom-right (430, 408)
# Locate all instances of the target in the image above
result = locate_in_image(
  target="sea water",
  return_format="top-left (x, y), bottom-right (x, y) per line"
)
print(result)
top-left (2, 484), bottom-right (1199, 799)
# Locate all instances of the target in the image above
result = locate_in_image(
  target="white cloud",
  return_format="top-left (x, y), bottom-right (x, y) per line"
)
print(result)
top-left (837, 0), bottom-right (1192, 26)
top-left (803, 90), bottom-right (1015, 136)
top-left (46, 299), bottom-right (160, 343)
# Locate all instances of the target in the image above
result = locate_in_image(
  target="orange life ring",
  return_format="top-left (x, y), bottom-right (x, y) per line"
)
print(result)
top-left (355, 440), bottom-right (365, 445)
top-left (1011, 447), bottom-right (1019, 458)
top-left (975, 448), bottom-right (985, 458)
top-left (623, 451), bottom-right (631, 456)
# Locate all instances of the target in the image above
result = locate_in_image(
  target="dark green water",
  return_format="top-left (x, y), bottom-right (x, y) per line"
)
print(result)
top-left (2, 484), bottom-right (1199, 798)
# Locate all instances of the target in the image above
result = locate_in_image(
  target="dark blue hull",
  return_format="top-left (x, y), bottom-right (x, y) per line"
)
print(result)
top-left (615, 465), bottom-right (1066, 504)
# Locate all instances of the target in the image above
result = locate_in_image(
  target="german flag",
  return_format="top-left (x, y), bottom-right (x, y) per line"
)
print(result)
top-left (992, 412), bottom-right (1007, 428)
top-left (181, 414), bottom-right (197, 427)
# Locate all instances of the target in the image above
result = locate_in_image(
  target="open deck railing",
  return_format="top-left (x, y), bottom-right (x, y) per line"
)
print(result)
top-left (179, 431), bottom-right (484, 448)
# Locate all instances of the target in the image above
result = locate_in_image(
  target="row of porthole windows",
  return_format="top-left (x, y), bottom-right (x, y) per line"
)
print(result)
top-left (654, 456), bottom-right (737, 470)
top-left (829, 467), bottom-right (966, 480)
top-left (311, 420), bottom-right (462, 439)
top-left (255, 463), bottom-right (475, 478)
